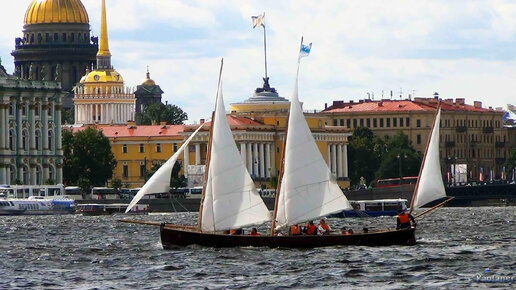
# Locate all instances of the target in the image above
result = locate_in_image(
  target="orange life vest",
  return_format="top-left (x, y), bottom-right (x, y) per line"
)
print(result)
top-left (230, 229), bottom-right (237, 235)
top-left (398, 213), bottom-right (410, 224)
top-left (320, 223), bottom-right (330, 232)
top-left (290, 225), bottom-right (301, 235)
top-left (305, 224), bottom-right (317, 235)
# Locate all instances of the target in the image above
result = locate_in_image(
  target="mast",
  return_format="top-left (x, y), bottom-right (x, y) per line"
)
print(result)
top-left (262, 15), bottom-right (268, 79)
top-left (198, 59), bottom-right (223, 231)
top-left (409, 103), bottom-right (441, 214)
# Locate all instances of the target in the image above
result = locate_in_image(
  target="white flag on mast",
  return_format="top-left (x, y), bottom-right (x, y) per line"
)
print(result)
top-left (299, 42), bottom-right (312, 58)
top-left (252, 13), bottom-right (265, 28)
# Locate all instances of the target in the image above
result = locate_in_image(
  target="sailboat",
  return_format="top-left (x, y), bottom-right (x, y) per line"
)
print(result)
top-left (409, 105), bottom-right (453, 217)
top-left (151, 52), bottom-right (416, 248)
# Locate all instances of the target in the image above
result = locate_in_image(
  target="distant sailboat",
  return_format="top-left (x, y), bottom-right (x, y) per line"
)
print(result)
top-left (409, 105), bottom-right (453, 217)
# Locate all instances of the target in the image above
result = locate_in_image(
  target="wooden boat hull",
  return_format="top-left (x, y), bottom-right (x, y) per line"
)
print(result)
top-left (160, 225), bottom-right (416, 248)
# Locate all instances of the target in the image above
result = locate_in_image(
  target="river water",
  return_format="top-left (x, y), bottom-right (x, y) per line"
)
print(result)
top-left (0, 207), bottom-right (514, 289)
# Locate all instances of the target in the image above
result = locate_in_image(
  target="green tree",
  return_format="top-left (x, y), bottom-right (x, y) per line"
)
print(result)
top-left (111, 178), bottom-right (122, 194)
top-left (504, 149), bottom-right (516, 172)
top-left (348, 127), bottom-right (383, 186)
top-left (136, 102), bottom-right (188, 125)
top-left (375, 131), bottom-right (422, 180)
top-left (63, 127), bottom-right (117, 187)
top-left (62, 107), bottom-right (74, 125)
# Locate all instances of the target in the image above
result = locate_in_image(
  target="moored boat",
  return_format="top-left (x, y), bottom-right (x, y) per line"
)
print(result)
top-left (331, 199), bottom-right (408, 217)
top-left (77, 203), bottom-right (149, 216)
top-left (0, 185), bottom-right (75, 215)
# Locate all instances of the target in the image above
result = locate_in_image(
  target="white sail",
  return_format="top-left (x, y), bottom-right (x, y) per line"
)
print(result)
top-left (125, 123), bottom-right (205, 213)
top-left (411, 107), bottom-right (446, 210)
top-left (275, 76), bottom-right (352, 229)
top-left (200, 69), bottom-right (271, 232)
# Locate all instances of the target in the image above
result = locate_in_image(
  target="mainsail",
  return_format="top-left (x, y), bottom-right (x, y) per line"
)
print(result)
top-left (125, 123), bottom-right (205, 213)
top-left (274, 70), bottom-right (352, 229)
top-left (200, 62), bottom-right (271, 232)
top-left (410, 107), bottom-right (446, 210)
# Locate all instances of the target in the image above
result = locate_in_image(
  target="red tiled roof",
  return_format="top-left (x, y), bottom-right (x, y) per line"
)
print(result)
top-left (323, 99), bottom-right (494, 113)
top-left (71, 124), bottom-right (185, 138)
top-left (203, 115), bottom-right (263, 126)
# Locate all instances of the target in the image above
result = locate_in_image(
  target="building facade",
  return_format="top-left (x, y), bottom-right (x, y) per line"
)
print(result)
top-left (73, 0), bottom-right (135, 125)
top-left (11, 0), bottom-right (98, 108)
top-left (323, 96), bottom-right (509, 181)
top-left (0, 60), bottom-right (65, 185)
top-left (134, 69), bottom-right (163, 113)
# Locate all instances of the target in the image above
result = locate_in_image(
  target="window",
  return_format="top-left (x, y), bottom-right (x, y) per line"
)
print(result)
top-left (360, 119), bottom-right (364, 127)
top-left (386, 118), bottom-right (390, 127)
top-left (122, 144), bottom-right (128, 153)
top-left (35, 130), bottom-right (41, 151)
top-left (417, 134), bottom-right (421, 144)
top-left (48, 104), bottom-right (53, 117)
top-left (123, 165), bottom-right (129, 178)
top-left (139, 164), bottom-right (146, 177)
top-left (22, 103), bottom-right (27, 116)
top-left (62, 33), bottom-right (66, 42)
top-left (406, 117), bottom-right (410, 127)
top-left (173, 143), bottom-right (178, 152)
top-left (156, 143), bottom-right (161, 153)
top-left (49, 165), bottom-right (54, 182)
top-left (366, 119), bottom-right (371, 127)
top-left (346, 119), bottom-right (351, 128)
top-left (373, 118), bottom-right (377, 128)
top-left (353, 119), bottom-right (357, 128)
top-left (22, 130), bottom-right (28, 151)
top-left (393, 118), bottom-right (397, 127)
top-left (139, 144), bottom-right (144, 153)
top-left (9, 103), bottom-right (14, 116)
top-left (339, 119), bottom-right (344, 126)
top-left (9, 130), bottom-right (15, 150)
top-left (48, 130), bottom-right (54, 151)
top-left (333, 119), bottom-right (337, 126)
top-left (400, 117), bottom-right (404, 127)
top-left (416, 119), bottom-right (421, 128)
top-left (380, 118), bottom-right (384, 128)
top-left (35, 104), bottom-right (40, 116)
top-left (54, 33), bottom-right (58, 42)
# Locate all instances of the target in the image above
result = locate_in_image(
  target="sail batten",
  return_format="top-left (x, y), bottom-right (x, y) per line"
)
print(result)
top-left (275, 74), bottom-right (352, 229)
top-left (201, 64), bottom-right (271, 232)
top-left (411, 107), bottom-right (446, 210)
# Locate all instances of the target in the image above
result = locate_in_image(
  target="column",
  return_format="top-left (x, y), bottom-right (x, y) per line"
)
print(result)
top-left (30, 166), bottom-right (36, 185)
top-left (259, 143), bottom-right (265, 178)
top-left (343, 144), bottom-right (348, 178)
top-left (184, 144), bottom-right (190, 178)
top-left (41, 102), bottom-right (48, 151)
top-left (195, 143), bottom-right (201, 165)
top-left (331, 144), bottom-right (337, 176)
top-left (55, 106), bottom-right (62, 152)
top-left (265, 143), bottom-right (271, 178)
top-left (253, 143), bottom-right (259, 176)
top-left (57, 165), bottom-right (63, 184)
top-left (0, 105), bottom-right (5, 149)
top-left (337, 144), bottom-right (343, 178)
top-left (247, 142), bottom-right (253, 173)
top-left (74, 105), bottom-right (78, 124)
top-left (240, 143), bottom-right (247, 166)
top-left (327, 144), bottom-right (332, 170)
top-left (270, 143), bottom-right (276, 176)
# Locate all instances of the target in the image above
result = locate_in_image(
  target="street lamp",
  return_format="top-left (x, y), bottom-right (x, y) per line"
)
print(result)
top-left (397, 153), bottom-right (407, 179)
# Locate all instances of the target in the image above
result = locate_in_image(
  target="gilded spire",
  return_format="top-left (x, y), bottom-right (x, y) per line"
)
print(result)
top-left (96, 0), bottom-right (112, 69)
top-left (98, 0), bottom-right (110, 57)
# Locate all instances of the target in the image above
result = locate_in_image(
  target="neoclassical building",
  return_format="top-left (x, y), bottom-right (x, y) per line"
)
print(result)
top-left (0, 60), bottom-right (65, 185)
top-left (73, 0), bottom-right (135, 125)
top-left (11, 0), bottom-right (98, 108)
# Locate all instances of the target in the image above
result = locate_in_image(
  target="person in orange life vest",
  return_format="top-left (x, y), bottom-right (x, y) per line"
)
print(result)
top-left (318, 218), bottom-right (331, 235)
top-left (396, 210), bottom-right (416, 229)
top-left (249, 227), bottom-right (260, 236)
top-left (289, 224), bottom-right (302, 235)
top-left (304, 221), bottom-right (317, 235)
top-left (230, 228), bottom-right (243, 235)
top-left (347, 228), bottom-right (354, 235)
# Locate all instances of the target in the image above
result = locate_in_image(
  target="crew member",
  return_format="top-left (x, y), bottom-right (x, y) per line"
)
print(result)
top-left (290, 224), bottom-right (302, 235)
top-left (249, 227), bottom-right (260, 236)
top-left (304, 221), bottom-right (317, 235)
top-left (396, 210), bottom-right (416, 229)
top-left (318, 218), bottom-right (331, 235)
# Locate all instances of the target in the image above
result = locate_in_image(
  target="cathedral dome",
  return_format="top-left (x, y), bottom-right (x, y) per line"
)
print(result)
top-left (24, 0), bottom-right (89, 25)
top-left (80, 70), bottom-right (124, 84)
top-left (141, 69), bottom-right (156, 86)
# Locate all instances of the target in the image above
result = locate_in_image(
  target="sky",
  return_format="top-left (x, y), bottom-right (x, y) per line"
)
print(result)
top-left (1, 0), bottom-right (515, 123)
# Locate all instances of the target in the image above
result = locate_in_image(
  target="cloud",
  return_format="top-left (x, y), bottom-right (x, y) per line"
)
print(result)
top-left (1, 0), bottom-right (514, 123)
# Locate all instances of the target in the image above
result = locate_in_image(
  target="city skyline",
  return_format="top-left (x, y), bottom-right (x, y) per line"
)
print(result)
top-left (1, 0), bottom-right (514, 123)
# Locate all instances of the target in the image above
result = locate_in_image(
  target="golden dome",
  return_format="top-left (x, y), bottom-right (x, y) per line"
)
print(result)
top-left (80, 70), bottom-right (124, 84)
top-left (24, 0), bottom-right (89, 25)
top-left (142, 68), bottom-right (156, 86)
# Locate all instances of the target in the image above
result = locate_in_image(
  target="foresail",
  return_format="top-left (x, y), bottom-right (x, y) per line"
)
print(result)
top-left (411, 107), bottom-right (446, 210)
top-left (201, 71), bottom-right (271, 232)
top-left (125, 123), bottom-right (205, 213)
top-left (275, 78), bottom-right (352, 229)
